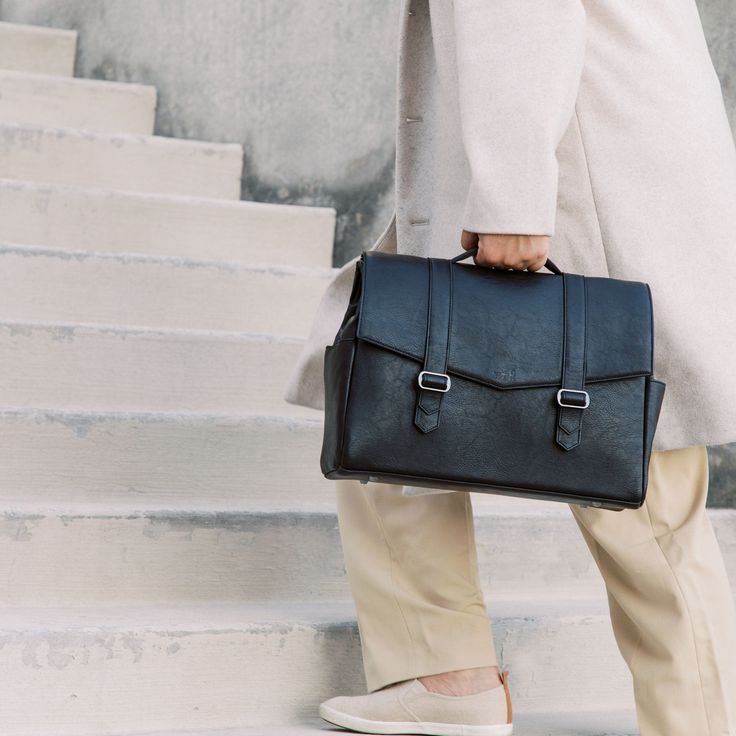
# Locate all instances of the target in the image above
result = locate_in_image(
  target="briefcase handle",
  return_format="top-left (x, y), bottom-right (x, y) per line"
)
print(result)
top-left (452, 245), bottom-right (562, 275)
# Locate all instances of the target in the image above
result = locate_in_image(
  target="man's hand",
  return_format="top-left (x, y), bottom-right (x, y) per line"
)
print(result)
top-left (461, 231), bottom-right (549, 271)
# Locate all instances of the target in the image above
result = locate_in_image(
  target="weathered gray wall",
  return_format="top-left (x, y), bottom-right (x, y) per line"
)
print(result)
top-left (699, 0), bottom-right (736, 133)
top-left (0, 0), bottom-right (400, 266)
top-left (2, 0), bottom-right (734, 504)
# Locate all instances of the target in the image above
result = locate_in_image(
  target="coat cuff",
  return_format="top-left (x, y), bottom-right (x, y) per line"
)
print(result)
top-left (461, 158), bottom-right (559, 237)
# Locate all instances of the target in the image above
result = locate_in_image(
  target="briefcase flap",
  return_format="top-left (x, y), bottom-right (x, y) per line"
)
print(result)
top-left (355, 251), bottom-right (653, 388)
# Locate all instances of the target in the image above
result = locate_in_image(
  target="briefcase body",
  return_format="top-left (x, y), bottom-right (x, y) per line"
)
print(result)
top-left (321, 249), bottom-right (666, 510)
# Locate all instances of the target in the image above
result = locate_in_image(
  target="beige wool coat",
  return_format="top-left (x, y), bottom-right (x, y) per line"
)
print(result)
top-left (285, 0), bottom-right (736, 454)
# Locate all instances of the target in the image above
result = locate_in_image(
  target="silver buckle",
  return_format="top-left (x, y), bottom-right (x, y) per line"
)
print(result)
top-left (418, 370), bottom-right (451, 393)
top-left (557, 388), bottom-right (590, 409)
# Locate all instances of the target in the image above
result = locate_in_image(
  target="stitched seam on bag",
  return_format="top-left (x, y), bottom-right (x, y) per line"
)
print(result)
top-left (574, 108), bottom-right (610, 277)
top-left (445, 261), bottom-right (453, 374)
top-left (335, 340), bottom-right (358, 471)
top-left (583, 277), bottom-right (589, 387)
top-left (645, 282), bottom-right (655, 375)
top-left (581, 277), bottom-right (589, 443)
top-left (356, 255), bottom-right (368, 339)
top-left (358, 337), bottom-right (649, 387)
top-left (557, 274), bottom-right (570, 447)
top-left (418, 258), bottom-right (435, 415)
top-left (641, 377), bottom-right (649, 494)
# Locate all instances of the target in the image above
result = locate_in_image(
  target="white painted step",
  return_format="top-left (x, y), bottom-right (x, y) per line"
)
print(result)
top-left (0, 123), bottom-right (243, 199)
top-left (0, 506), bottom-right (602, 606)
top-left (0, 245), bottom-right (333, 334)
top-left (0, 69), bottom-right (156, 134)
top-left (0, 407), bottom-right (541, 512)
top-left (0, 408), bottom-right (327, 509)
top-left (132, 711), bottom-right (639, 736)
top-left (2, 504), bottom-right (733, 607)
top-left (0, 21), bottom-right (77, 77)
top-left (2, 499), bottom-right (733, 607)
top-left (0, 322), bottom-right (319, 416)
top-left (0, 599), bottom-right (634, 734)
top-left (0, 404), bottom-right (731, 517)
top-left (0, 179), bottom-right (335, 268)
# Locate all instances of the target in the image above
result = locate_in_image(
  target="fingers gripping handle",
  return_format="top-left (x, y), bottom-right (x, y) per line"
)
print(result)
top-left (452, 245), bottom-right (562, 274)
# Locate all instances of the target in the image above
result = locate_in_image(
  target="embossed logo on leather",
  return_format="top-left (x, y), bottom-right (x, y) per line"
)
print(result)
top-left (493, 368), bottom-right (516, 381)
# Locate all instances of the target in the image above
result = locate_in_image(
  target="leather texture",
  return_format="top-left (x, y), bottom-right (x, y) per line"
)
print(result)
top-left (556, 273), bottom-right (587, 451)
top-left (414, 258), bottom-right (453, 434)
top-left (321, 249), bottom-right (666, 510)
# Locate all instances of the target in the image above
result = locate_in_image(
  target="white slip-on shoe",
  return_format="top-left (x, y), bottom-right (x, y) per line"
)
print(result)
top-left (318, 670), bottom-right (513, 736)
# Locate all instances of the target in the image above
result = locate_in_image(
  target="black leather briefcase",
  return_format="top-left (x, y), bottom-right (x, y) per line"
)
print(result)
top-left (320, 247), bottom-right (666, 510)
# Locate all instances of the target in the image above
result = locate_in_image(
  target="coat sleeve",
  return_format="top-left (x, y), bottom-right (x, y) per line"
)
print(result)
top-left (453, 0), bottom-right (587, 236)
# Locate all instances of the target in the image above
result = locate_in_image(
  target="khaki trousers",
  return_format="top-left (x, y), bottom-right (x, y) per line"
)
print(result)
top-left (334, 446), bottom-right (736, 735)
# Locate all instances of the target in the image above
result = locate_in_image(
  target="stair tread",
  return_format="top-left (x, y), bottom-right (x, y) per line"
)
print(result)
top-left (0, 241), bottom-right (336, 276)
top-left (0, 67), bottom-right (156, 135)
top-left (0, 120), bottom-right (243, 153)
top-left (0, 322), bottom-right (320, 414)
top-left (0, 597), bottom-right (615, 633)
top-left (0, 67), bottom-right (156, 94)
top-left (0, 317), bottom-right (310, 342)
top-left (2, 495), bottom-right (734, 519)
top-left (0, 121), bottom-right (243, 199)
top-left (0, 404), bottom-right (734, 517)
top-left (0, 21), bottom-right (77, 78)
top-left (129, 709), bottom-right (638, 735)
top-left (0, 178), bottom-right (336, 268)
top-left (0, 20), bottom-right (77, 39)
top-left (0, 176), bottom-right (337, 217)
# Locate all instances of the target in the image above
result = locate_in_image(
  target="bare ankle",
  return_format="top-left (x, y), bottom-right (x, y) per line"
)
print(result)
top-left (418, 665), bottom-right (503, 696)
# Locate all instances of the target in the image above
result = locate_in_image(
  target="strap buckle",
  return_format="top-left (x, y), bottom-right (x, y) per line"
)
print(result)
top-left (557, 388), bottom-right (590, 409)
top-left (418, 370), bottom-right (451, 393)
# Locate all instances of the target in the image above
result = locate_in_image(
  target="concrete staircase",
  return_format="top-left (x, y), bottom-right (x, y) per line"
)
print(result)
top-left (0, 19), bottom-right (733, 736)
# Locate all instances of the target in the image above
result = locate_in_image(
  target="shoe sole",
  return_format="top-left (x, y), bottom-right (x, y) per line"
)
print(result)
top-left (319, 703), bottom-right (513, 736)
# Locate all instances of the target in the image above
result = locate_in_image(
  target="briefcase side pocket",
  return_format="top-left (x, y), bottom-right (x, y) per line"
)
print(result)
top-left (321, 259), bottom-right (364, 477)
top-left (321, 338), bottom-right (357, 477)
top-left (641, 377), bottom-right (666, 500)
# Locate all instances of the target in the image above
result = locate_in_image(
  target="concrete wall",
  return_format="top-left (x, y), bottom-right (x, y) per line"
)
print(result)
top-left (0, 0), bottom-right (400, 266)
top-left (699, 0), bottom-right (736, 134)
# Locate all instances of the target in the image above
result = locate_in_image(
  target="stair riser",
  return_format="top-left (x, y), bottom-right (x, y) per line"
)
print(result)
top-left (0, 69), bottom-right (156, 135)
top-left (0, 612), bottom-right (632, 734)
top-left (0, 22), bottom-right (77, 77)
top-left (0, 179), bottom-right (335, 268)
top-left (0, 248), bottom-right (334, 335)
top-left (1, 510), bottom-right (733, 606)
top-left (0, 410), bottom-right (326, 508)
top-left (0, 324), bottom-right (318, 415)
top-left (0, 124), bottom-right (243, 199)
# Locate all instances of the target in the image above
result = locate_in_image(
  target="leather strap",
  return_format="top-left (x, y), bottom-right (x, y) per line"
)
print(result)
top-left (414, 258), bottom-right (453, 433)
top-left (556, 273), bottom-right (588, 450)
